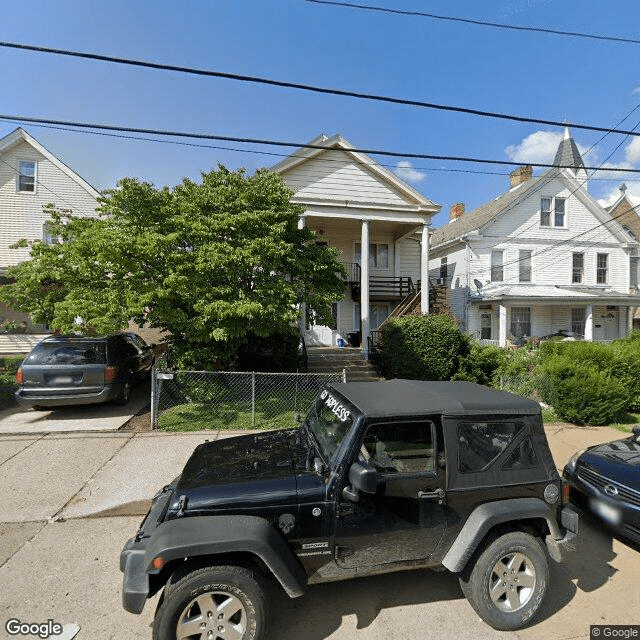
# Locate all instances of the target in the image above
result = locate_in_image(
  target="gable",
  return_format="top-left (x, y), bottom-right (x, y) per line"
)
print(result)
top-left (280, 148), bottom-right (416, 206)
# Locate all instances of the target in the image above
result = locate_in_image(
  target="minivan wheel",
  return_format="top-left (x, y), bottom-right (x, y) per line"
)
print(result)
top-left (459, 531), bottom-right (549, 631)
top-left (113, 374), bottom-right (131, 405)
top-left (152, 565), bottom-right (267, 640)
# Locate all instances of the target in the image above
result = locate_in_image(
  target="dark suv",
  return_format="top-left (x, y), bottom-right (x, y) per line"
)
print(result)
top-left (121, 380), bottom-right (578, 638)
top-left (16, 332), bottom-right (154, 408)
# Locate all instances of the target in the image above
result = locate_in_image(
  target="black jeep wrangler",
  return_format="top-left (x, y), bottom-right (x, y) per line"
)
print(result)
top-left (121, 380), bottom-right (578, 639)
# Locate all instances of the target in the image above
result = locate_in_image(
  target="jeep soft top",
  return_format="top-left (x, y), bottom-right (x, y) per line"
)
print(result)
top-left (121, 380), bottom-right (577, 639)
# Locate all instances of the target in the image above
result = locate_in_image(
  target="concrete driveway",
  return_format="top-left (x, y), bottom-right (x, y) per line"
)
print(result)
top-left (0, 381), bottom-right (149, 434)
top-left (0, 424), bottom-right (638, 640)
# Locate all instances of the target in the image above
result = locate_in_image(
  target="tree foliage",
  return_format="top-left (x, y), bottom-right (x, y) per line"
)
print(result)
top-left (0, 167), bottom-right (346, 368)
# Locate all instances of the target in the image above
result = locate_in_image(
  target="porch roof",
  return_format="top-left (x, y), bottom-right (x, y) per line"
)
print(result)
top-left (469, 283), bottom-right (640, 306)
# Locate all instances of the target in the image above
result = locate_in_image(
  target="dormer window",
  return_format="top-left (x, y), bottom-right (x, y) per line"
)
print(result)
top-left (540, 197), bottom-right (565, 227)
top-left (18, 161), bottom-right (36, 192)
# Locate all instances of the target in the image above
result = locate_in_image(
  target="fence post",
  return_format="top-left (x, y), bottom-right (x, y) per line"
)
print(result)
top-left (251, 371), bottom-right (256, 428)
top-left (342, 368), bottom-right (347, 383)
top-left (150, 363), bottom-right (157, 429)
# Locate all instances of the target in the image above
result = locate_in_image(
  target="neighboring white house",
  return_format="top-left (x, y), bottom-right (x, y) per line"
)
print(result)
top-left (273, 134), bottom-right (441, 348)
top-left (0, 128), bottom-right (101, 351)
top-left (429, 127), bottom-right (640, 346)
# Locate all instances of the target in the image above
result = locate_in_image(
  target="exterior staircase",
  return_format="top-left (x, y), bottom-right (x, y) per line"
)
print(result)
top-left (306, 346), bottom-right (382, 382)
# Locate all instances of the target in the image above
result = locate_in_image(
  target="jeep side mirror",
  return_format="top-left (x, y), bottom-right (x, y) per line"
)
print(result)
top-left (349, 462), bottom-right (378, 493)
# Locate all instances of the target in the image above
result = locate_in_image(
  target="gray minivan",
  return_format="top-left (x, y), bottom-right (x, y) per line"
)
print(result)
top-left (15, 333), bottom-right (154, 408)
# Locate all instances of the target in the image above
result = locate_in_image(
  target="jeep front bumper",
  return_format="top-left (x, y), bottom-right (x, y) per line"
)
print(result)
top-left (120, 485), bottom-right (174, 614)
top-left (545, 506), bottom-right (579, 563)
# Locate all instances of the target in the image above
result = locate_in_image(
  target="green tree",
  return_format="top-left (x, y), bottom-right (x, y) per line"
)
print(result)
top-left (0, 167), bottom-right (346, 368)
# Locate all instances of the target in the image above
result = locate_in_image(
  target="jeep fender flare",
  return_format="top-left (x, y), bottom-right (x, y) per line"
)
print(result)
top-left (441, 497), bottom-right (561, 573)
top-left (144, 515), bottom-right (308, 598)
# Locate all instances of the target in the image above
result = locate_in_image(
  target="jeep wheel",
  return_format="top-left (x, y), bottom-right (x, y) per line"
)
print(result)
top-left (459, 531), bottom-right (549, 631)
top-left (153, 565), bottom-right (267, 640)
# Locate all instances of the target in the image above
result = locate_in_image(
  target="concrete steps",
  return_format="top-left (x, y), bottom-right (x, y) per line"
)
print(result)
top-left (306, 347), bottom-right (383, 382)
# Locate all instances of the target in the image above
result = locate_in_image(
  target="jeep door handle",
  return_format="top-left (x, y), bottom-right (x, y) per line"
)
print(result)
top-left (418, 488), bottom-right (445, 503)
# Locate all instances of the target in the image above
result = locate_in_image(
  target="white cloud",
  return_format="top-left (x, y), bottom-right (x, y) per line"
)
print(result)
top-left (394, 161), bottom-right (426, 183)
top-left (505, 130), bottom-right (595, 166)
top-left (633, 86), bottom-right (640, 95)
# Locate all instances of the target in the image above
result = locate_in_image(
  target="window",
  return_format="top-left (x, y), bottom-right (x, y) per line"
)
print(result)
top-left (457, 421), bottom-right (524, 473)
top-left (596, 253), bottom-right (608, 284)
top-left (540, 197), bottom-right (551, 226)
top-left (519, 250), bottom-right (532, 282)
top-left (354, 243), bottom-right (389, 269)
top-left (18, 161), bottom-right (35, 192)
top-left (572, 253), bottom-right (584, 283)
top-left (571, 308), bottom-right (586, 337)
top-left (480, 312), bottom-right (492, 340)
top-left (510, 307), bottom-right (531, 338)
top-left (541, 196), bottom-right (566, 227)
top-left (361, 421), bottom-right (435, 474)
top-left (554, 198), bottom-right (565, 227)
top-left (490, 250), bottom-right (504, 282)
top-left (439, 257), bottom-right (448, 281)
top-left (43, 222), bottom-right (61, 245)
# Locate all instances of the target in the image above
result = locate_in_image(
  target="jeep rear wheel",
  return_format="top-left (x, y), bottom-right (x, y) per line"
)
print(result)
top-left (153, 565), bottom-right (267, 640)
top-left (459, 531), bottom-right (549, 631)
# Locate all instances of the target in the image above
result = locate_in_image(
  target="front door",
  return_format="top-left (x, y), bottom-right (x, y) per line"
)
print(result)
top-left (334, 420), bottom-right (446, 568)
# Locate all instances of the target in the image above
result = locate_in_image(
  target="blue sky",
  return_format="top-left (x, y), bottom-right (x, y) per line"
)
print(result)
top-left (3, 0), bottom-right (640, 228)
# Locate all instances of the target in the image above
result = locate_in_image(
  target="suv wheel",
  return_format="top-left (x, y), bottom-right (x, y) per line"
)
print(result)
top-left (459, 531), bottom-right (549, 631)
top-left (153, 565), bottom-right (267, 640)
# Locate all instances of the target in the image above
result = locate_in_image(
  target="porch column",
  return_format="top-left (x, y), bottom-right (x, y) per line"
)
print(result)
top-left (298, 215), bottom-right (307, 336)
top-left (361, 219), bottom-right (370, 358)
top-left (620, 306), bottom-right (629, 337)
top-left (585, 305), bottom-right (593, 341)
top-left (420, 223), bottom-right (430, 315)
top-left (498, 305), bottom-right (507, 347)
top-left (629, 306), bottom-right (636, 334)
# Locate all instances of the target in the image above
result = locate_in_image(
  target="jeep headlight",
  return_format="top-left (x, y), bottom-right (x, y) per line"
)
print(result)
top-left (565, 448), bottom-right (587, 474)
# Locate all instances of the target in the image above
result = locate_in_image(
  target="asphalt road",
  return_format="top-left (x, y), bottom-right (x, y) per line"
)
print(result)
top-left (0, 425), bottom-right (638, 640)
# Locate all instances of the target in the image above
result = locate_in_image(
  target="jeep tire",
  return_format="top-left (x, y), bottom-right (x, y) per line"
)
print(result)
top-left (153, 565), bottom-right (267, 640)
top-left (458, 531), bottom-right (549, 631)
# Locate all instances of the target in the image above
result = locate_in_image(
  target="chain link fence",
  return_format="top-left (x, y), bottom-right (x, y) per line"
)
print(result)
top-left (151, 357), bottom-right (345, 430)
top-left (497, 373), bottom-right (555, 407)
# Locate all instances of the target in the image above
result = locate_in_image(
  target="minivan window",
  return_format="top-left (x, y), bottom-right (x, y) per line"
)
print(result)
top-left (25, 341), bottom-right (107, 365)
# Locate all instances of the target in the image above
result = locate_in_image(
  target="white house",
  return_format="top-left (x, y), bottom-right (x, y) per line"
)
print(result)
top-left (429, 128), bottom-right (640, 346)
top-left (0, 128), bottom-right (101, 350)
top-left (273, 134), bottom-right (441, 349)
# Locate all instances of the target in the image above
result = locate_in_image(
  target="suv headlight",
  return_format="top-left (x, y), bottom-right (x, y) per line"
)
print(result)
top-left (565, 448), bottom-right (587, 474)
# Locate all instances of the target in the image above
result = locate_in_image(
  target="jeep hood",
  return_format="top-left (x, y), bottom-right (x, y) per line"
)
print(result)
top-left (167, 430), bottom-right (300, 515)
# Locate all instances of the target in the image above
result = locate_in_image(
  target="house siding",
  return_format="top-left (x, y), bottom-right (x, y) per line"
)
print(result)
top-left (281, 149), bottom-right (408, 205)
top-left (0, 140), bottom-right (99, 268)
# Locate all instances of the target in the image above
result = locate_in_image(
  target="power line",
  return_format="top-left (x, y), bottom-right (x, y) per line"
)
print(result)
top-left (303, 0), bottom-right (640, 46)
top-left (4, 114), bottom-right (640, 174)
top-left (3, 40), bottom-right (640, 138)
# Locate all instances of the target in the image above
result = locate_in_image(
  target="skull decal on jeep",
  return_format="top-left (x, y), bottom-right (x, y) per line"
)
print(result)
top-left (278, 513), bottom-right (295, 534)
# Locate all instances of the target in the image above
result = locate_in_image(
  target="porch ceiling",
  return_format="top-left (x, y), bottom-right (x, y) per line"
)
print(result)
top-left (306, 218), bottom-right (420, 241)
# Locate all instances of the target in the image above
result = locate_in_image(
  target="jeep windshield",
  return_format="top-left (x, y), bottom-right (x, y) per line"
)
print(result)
top-left (305, 388), bottom-right (358, 465)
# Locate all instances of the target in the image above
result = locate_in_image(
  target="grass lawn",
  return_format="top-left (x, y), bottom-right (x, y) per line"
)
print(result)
top-left (157, 402), bottom-right (299, 432)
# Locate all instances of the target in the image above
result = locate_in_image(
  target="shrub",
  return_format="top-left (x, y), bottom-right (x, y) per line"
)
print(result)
top-left (457, 342), bottom-right (506, 386)
top-left (379, 315), bottom-right (471, 380)
top-left (538, 357), bottom-right (628, 425)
